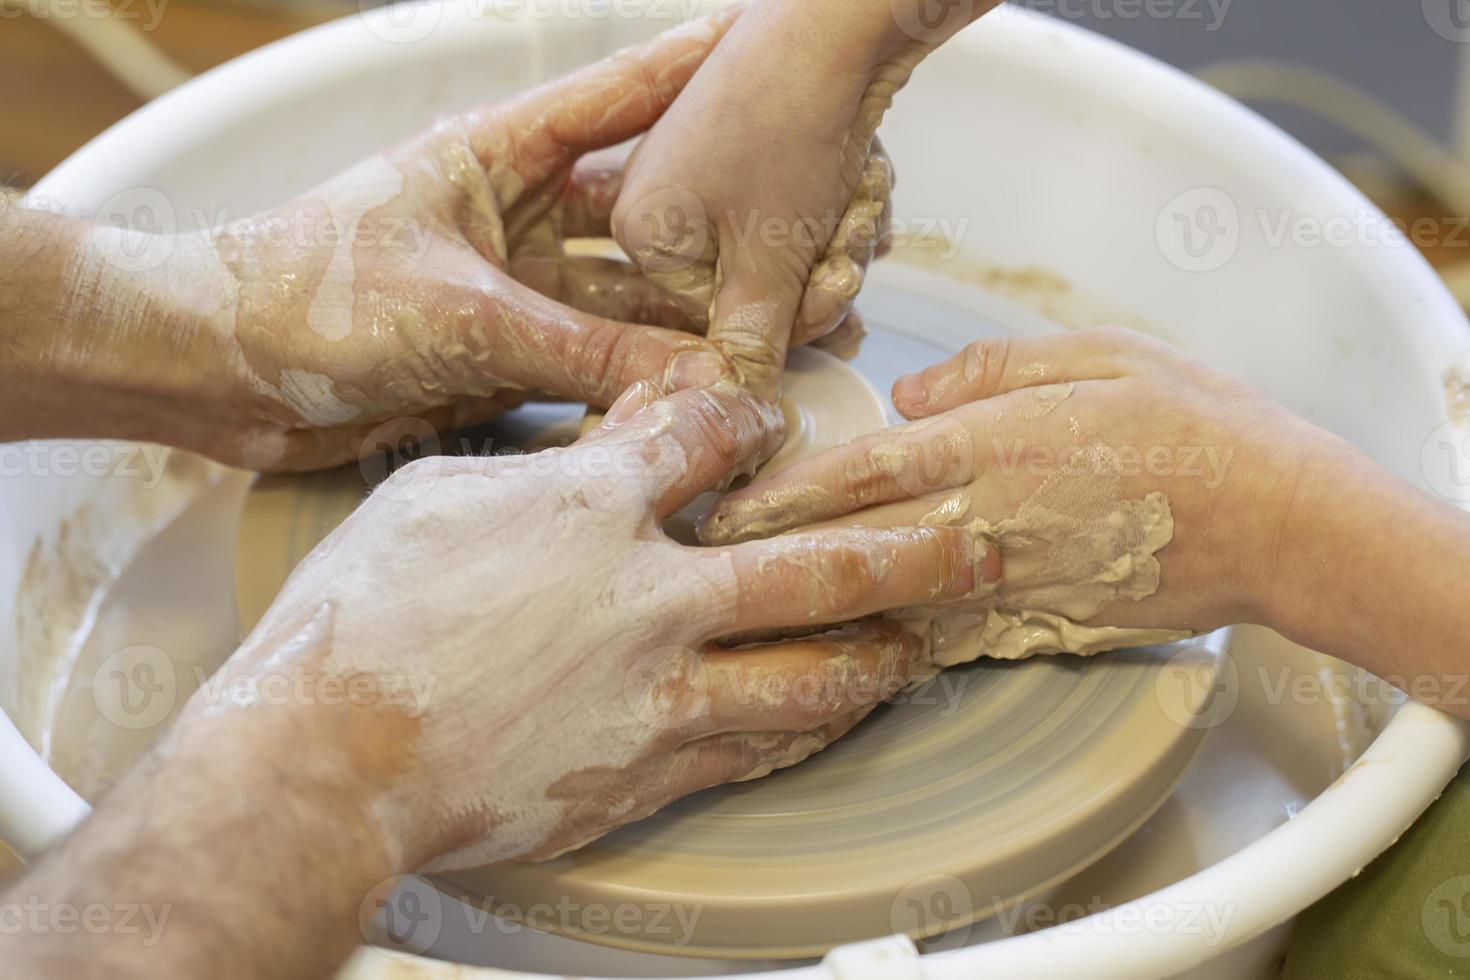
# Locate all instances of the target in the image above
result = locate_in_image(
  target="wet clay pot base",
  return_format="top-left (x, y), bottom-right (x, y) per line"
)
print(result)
top-left (441, 642), bottom-right (1218, 959)
top-left (232, 350), bottom-right (1220, 959)
top-left (657, 347), bottom-right (892, 544)
top-left (233, 348), bottom-right (886, 629)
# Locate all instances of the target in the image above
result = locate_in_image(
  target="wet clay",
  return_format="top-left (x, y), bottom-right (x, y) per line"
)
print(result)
top-left (894, 443), bottom-right (1191, 665)
top-left (1448, 357), bottom-right (1470, 426)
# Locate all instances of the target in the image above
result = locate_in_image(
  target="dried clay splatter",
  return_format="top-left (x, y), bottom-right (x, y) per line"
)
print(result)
top-left (892, 444), bottom-right (1192, 665)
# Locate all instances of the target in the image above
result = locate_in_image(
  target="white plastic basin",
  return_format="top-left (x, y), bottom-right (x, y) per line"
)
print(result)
top-left (3, 3), bottom-right (1469, 978)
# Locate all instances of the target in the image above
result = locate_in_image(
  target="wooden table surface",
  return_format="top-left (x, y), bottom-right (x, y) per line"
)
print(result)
top-left (1, 0), bottom-right (341, 185)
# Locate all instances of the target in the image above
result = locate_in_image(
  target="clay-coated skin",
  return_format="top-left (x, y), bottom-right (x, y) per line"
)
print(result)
top-left (703, 328), bottom-right (1294, 633)
top-left (613, 0), bottom-right (999, 396)
top-left (1, 9), bottom-right (751, 472)
top-left (705, 328), bottom-right (1470, 720)
top-left (0, 383), bottom-right (997, 980)
top-left (6, 1), bottom-right (1470, 977)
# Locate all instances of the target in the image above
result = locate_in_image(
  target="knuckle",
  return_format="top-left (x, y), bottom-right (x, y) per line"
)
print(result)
top-left (815, 542), bottom-right (881, 610)
top-left (838, 447), bottom-right (899, 507)
top-left (671, 388), bottom-right (753, 461)
top-left (1086, 325), bottom-right (1146, 354)
top-left (577, 320), bottom-right (632, 402)
top-left (960, 336), bottom-right (1012, 398)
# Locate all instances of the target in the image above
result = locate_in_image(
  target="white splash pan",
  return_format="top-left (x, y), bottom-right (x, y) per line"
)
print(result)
top-left (4, 3), bottom-right (1470, 978)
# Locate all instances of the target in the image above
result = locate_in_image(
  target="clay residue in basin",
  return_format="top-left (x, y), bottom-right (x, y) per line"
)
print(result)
top-left (1447, 357), bottom-right (1470, 426)
top-left (8, 450), bottom-right (230, 798)
top-left (887, 234), bottom-right (1175, 341)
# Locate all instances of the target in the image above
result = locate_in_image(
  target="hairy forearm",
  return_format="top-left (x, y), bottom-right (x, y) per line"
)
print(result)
top-left (0, 199), bottom-right (218, 445)
top-left (0, 673), bottom-right (419, 979)
top-left (1270, 430), bottom-right (1470, 717)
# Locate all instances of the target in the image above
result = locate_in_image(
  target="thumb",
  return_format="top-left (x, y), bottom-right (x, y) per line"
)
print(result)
top-left (705, 233), bottom-right (809, 400)
top-left (465, 278), bottom-right (735, 408)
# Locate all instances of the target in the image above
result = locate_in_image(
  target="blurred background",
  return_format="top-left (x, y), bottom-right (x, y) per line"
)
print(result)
top-left (3, 0), bottom-right (1470, 294)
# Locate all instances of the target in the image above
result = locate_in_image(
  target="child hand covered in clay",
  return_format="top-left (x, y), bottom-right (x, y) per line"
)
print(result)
top-left (2, 8), bottom-right (758, 473)
top-left (613, 0), bottom-right (1000, 396)
top-left (700, 328), bottom-right (1470, 720)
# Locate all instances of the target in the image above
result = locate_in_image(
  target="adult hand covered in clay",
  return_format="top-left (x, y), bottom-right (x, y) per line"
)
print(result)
top-left (700, 328), bottom-right (1313, 658)
top-left (19, 10), bottom-right (748, 472)
top-left (167, 382), bottom-right (998, 873)
top-left (612, 0), bottom-right (1001, 396)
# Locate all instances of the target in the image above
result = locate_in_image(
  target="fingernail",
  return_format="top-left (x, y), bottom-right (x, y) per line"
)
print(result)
top-left (604, 379), bottom-right (662, 427)
top-left (892, 374), bottom-right (928, 414)
top-left (977, 542), bottom-right (1002, 584)
top-left (666, 350), bottom-right (729, 391)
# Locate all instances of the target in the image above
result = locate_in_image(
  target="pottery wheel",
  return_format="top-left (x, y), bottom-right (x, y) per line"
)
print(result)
top-left (233, 346), bottom-right (1220, 960)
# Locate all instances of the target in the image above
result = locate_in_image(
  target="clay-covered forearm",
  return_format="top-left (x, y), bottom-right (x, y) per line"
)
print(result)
top-left (0, 694), bottom-right (409, 980)
top-left (1268, 432), bottom-right (1470, 718)
top-left (0, 200), bottom-right (219, 446)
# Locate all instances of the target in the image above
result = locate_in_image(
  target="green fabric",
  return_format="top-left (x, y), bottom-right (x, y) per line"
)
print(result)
top-left (1283, 761), bottom-right (1470, 979)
